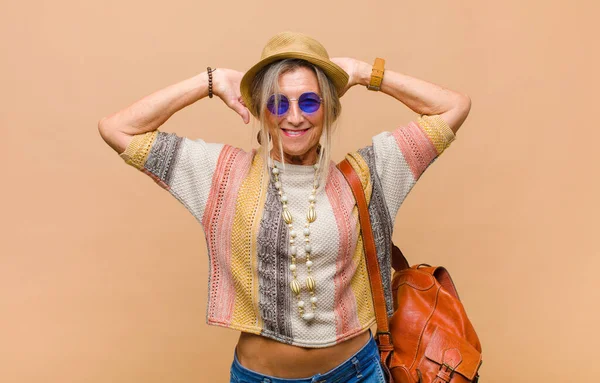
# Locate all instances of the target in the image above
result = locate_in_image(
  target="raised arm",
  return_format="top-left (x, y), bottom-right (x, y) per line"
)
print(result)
top-left (97, 69), bottom-right (250, 154)
top-left (331, 58), bottom-right (471, 134)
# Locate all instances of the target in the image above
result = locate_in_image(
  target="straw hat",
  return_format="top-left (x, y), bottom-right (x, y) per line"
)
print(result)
top-left (240, 31), bottom-right (349, 117)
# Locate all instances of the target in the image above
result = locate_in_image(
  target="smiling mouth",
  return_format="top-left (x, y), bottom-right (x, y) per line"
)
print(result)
top-left (282, 128), bottom-right (310, 137)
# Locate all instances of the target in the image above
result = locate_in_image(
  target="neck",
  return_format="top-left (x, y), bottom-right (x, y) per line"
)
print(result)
top-left (270, 149), bottom-right (319, 166)
top-left (271, 148), bottom-right (319, 165)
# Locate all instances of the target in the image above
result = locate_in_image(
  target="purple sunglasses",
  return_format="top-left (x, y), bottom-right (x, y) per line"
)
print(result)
top-left (266, 92), bottom-right (323, 116)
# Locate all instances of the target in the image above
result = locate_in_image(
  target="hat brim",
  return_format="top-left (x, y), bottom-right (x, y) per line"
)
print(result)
top-left (240, 52), bottom-right (349, 117)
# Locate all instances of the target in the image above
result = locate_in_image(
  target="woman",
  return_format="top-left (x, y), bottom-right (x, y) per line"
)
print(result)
top-left (98, 31), bottom-right (470, 383)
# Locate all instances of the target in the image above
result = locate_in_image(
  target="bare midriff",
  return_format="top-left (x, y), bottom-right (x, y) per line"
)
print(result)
top-left (235, 330), bottom-right (372, 378)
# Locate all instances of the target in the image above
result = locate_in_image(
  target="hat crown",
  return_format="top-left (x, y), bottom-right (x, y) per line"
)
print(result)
top-left (261, 31), bottom-right (329, 60)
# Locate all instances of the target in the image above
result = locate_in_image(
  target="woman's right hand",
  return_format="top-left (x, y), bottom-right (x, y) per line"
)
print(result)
top-left (211, 68), bottom-right (250, 124)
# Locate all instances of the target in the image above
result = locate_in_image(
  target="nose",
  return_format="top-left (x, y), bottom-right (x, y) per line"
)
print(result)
top-left (285, 101), bottom-right (304, 126)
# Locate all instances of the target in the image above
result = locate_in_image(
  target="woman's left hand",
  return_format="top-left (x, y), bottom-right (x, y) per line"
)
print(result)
top-left (330, 57), bottom-right (370, 97)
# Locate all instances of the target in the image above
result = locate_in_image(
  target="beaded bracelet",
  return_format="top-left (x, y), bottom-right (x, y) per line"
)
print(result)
top-left (207, 67), bottom-right (216, 98)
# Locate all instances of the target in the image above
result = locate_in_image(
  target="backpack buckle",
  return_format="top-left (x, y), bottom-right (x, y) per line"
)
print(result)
top-left (435, 363), bottom-right (456, 382)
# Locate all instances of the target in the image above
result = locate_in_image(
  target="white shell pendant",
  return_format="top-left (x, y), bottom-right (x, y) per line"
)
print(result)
top-left (307, 206), bottom-right (316, 223)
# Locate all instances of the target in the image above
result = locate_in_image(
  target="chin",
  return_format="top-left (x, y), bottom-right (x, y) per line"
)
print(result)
top-left (272, 127), bottom-right (322, 162)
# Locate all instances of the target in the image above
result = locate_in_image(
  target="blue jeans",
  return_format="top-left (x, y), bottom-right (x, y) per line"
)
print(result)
top-left (230, 333), bottom-right (387, 383)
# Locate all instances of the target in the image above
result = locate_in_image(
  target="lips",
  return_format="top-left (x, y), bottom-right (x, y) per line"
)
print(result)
top-left (282, 128), bottom-right (310, 137)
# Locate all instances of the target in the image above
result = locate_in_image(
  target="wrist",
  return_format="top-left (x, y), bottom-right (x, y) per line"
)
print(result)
top-left (205, 68), bottom-right (221, 98)
top-left (206, 67), bottom-right (218, 98)
top-left (355, 61), bottom-right (373, 87)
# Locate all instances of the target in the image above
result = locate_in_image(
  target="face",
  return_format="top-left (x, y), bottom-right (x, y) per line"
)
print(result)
top-left (267, 67), bottom-right (324, 165)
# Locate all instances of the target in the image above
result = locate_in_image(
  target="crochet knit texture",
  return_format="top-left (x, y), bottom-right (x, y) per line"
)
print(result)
top-left (119, 114), bottom-right (455, 347)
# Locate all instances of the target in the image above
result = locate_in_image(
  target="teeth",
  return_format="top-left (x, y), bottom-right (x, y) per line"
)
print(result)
top-left (284, 129), bottom-right (307, 136)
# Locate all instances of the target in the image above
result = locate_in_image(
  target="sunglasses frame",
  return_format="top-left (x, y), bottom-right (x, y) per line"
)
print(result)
top-left (266, 92), bottom-right (323, 116)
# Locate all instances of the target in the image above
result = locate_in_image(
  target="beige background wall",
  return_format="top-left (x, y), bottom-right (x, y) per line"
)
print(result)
top-left (1, 0), bottom-right (598, 382)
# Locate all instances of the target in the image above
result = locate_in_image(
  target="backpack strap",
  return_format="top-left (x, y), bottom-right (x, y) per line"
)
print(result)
top-left (392, 245), bottom-right (410, 272)
top-left (337, 159), bottom-right (395, 353)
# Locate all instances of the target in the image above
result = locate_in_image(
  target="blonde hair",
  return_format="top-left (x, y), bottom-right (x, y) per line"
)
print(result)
top-left (249, 59), bottom-right (342, 186)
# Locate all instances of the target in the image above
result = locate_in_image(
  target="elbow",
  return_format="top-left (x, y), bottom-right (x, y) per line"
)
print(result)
top-left (97, 116), bottom-right (121, 150)
top-left (97, 116), bottom-right (122, 143)
top-left (438, 94), bottom-right (471, 134)
top-left (454, 94), bottom-right (472, 127)
top-left (456, 94), bottom-right (472, 116)
top-left (97, 117), bottom-right (131, 155)
top-left (97, 116), bottom-right (112, 139)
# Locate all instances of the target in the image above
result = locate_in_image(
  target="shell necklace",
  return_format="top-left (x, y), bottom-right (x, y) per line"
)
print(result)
top-left (271, 162), bottom-right (319, 322)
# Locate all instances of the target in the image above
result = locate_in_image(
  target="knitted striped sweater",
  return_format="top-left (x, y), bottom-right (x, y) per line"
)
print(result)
top-left (119, 114), bottom-right (456, 347)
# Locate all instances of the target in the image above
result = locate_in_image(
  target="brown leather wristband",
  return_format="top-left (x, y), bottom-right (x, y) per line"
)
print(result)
top-left (366, 58), bottom-right (385, 91)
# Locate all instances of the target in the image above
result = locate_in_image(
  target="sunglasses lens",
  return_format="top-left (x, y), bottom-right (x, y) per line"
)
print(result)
top-left (298, 92), bottom-right (321, 113)
top-left (267, 94), bottom-right (289, 115)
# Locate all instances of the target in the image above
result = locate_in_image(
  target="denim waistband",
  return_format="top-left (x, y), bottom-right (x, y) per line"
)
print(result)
top-left (231, 332), bottom-right (380, 383)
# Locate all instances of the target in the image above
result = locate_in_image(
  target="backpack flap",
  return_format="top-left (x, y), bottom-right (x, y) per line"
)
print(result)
top-left (421, 327), bottom-right (482, 381)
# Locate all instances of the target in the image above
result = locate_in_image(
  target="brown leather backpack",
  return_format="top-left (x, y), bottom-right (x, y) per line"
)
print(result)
top-left (339, 160), bottom-right (483, 383)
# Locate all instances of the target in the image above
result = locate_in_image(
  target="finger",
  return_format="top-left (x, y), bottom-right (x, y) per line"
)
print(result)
top-left (230, 100), bottom-right (250, 124)
top-left (237, 97), bottom-right (250, 124)
top-left (242, 109), bottom-right (250, 124)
